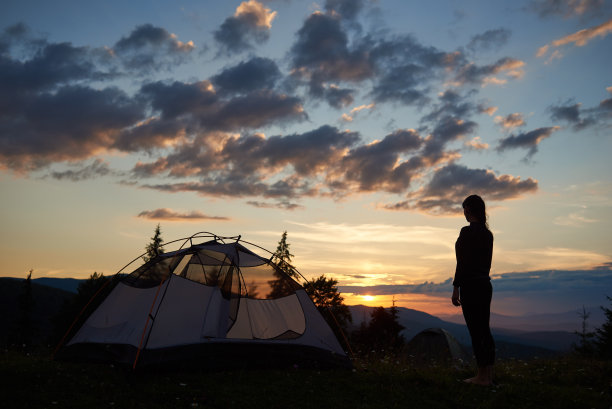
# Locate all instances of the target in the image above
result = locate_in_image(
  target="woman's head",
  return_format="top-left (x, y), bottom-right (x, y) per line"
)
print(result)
top-left (462, 194), bottom-right (488, 228)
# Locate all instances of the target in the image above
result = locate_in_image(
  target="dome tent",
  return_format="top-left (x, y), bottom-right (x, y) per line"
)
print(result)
top-left (56, 233), bottom-right (350, 369)
top-left (405, 328), bottom-right (469, 365)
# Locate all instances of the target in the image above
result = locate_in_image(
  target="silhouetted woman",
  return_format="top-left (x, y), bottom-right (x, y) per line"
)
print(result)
top-left (451, 194), bottom-right (495, 385)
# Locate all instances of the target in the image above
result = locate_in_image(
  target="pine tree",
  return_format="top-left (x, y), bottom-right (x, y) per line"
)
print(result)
top-left (594, 296), bottom-right (612, 359)
top-left (144, 223), bottom-right (165, 262)
top-left (573, 305), bottom-right (595, 356)
top-left (271, 231), bottom-right (298, 279)
top-left (267, 231), bottom-right (300, 298)
top-left (352, 305), bottom-right (405, 353)
top-left (17, 269), bottom-right (34, 348)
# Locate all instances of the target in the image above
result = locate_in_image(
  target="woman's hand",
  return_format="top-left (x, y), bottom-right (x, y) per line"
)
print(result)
top-left (451, 286), bottom-right (461, 306)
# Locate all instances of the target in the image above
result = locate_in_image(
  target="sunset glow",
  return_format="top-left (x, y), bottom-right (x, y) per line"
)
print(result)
top-left (0, 0), bottom-right (610, 318)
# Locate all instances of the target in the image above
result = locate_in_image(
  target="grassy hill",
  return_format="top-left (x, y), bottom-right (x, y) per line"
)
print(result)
top-left (1, 349), bottom-right (609, 409)
top-left (0, 278), bottom-right (74, 346)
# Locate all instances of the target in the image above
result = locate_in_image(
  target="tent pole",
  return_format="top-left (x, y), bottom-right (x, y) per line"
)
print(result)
top-left (52, 275), bottom-right (115, 359)
top-left (326, 306), bottom-right (355, 359)
top-left (132, 276), bottom-right (167, 370)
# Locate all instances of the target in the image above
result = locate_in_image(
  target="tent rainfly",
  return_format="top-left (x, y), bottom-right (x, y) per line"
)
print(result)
top-left (55, 233), bottom-right (350, 369)
top-left (405, 327), bottom-right (469, 364)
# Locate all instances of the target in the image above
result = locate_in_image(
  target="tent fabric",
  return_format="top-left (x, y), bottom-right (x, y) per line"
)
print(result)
top-left (405, 327), bottom-right (469, 364)
top-left (57, 234), bottom-right (350, 369)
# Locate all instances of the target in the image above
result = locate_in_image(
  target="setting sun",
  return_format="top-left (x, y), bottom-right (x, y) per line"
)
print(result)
top-left (362, 295), bottom-right (375, 302)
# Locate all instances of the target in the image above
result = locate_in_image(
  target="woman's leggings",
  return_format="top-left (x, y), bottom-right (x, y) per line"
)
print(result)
top-left (460, 281), bottom-right (495, 367)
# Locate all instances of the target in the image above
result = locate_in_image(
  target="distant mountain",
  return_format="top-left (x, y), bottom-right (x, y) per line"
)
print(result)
top-left (350, 305), bottom-right (579, 357)
top-left (32, 277), bottom-right (83, 293)
top-left (1, 277), bottom-right (584, 356)
top-left (0, 277), bottom-right (75, 346)
top-left (439, 308), bottom-right (605, 333)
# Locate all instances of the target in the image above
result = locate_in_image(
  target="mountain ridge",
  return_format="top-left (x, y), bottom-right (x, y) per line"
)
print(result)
top-left (1, 277), bottom-right (583, 354)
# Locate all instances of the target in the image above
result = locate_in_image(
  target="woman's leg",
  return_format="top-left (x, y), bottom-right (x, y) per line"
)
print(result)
top-left (461, 282), bottom-right (495, 384)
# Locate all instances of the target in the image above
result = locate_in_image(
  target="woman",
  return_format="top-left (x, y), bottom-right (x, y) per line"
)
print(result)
top-left (451, 194), bottom-right (495, 386)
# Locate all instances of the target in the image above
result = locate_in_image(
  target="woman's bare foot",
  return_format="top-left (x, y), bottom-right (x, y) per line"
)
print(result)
top-left (463, 376), bottom-right (492, 386)
top-left (463, 366), bottom-right (494, 386)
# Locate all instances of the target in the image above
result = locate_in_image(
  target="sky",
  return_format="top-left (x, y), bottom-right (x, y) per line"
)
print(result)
top-left (1, 0), bottom-right (611, 318)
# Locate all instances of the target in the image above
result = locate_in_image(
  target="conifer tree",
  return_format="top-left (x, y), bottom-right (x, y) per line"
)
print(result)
top-left (271, 231), bottom-right (298, 279)
top-left (144, 223), bottom-right (165, 262)
top-left (17, 269), bottom-right (34, 347)
top-left (595, 296), bottom-right (612, 359)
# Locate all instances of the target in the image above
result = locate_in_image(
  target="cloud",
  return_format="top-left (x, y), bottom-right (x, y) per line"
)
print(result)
top-left (553, 210), bottom-right (598, 226)
top-left (135, 125), bottom-right (361, 199)
top-left (466, 28), bottom-right (512, 53)
top-left (549, 92), bottom-right (612, 130)
top-left (324, 0), bottom-right (367, 20)
top-left (528, 0), bottom-right (608, 19)
top-left (0, 15), bottom-right (545, 216)
top-left (214, 0), bottom-right (277, 54)
top-left (385, 163), bottom-right (539, 214)
top-left (464, 136), bottom-right (489, 151)
top-left (211, 57), bottom-right (281, 94)
top-left (0, 85), bottom-right (145, 172)
top-left (289, 11), bottom-right (372, 105)
top-left (137, 208), bottom-right (229, 221)
top-left (139, 80), bottom-right (306, 131)
top-left (453, 57), bottom-right (525, 86)
top-left (537, 17), bottom-right (612, 60)
top-left (494, 112), bottom-right (526, 129)
top-left (341, 103), bottom-right (375, 121)
top-left (338, 129), bottom-right (424, 193)
top-left (342, 265), bottom-right (612, 295)
top-left (497, 126), bottom-right (560, 159)
top-left (246, 200), bottom-right (304, 210)
top-left (48, 159), bottom-right (113, 181)
top-left (112, 24), bottom-right (195, 72)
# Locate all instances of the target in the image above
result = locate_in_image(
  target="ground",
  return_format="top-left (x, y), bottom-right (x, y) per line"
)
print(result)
top-left (1, 349), bottom-right (610, 409)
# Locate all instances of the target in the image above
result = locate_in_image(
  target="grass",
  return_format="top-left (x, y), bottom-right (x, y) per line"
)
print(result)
top-left (1, 348), bottom-right (610, 409)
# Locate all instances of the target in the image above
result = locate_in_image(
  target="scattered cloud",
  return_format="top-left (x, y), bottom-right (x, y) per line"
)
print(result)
top-left (246, 200), bottom-right (304, 210)
top-left (324, 0), bottom-right (367, 21)
top-left (211, 57), bottom-right (282, 94)
top-left (464, 136), bottom-right (489, 151)
top-left (47, 159), bottom-right (113, 181)
top-left (214, 0), bottom-right (277, 54)
top-left (553, 208), bottom-right (598, 226)
top-left (494, 112), bottom-right (526, 129)
top-left (112, 24), bottom-right (195, 72)
top-left (453, 57), bottom-right (525, 87)
top-left (0, 13), bottom-right (544, 214)
top-left (549, 91), bottom-right (612, 130)
top-left (341, 103), bottom-right (375, 121)
top-left (341, 265), bottom-right (612, 294)
top-left (497, 126), bottom-right (560, 159)
top-left (528, 0), bottom-right (608, 20)
top-left (537, 17), bottom-right (612, 60)
top-left (137, 208), bottom-right (229, 221)
top-left (466, 28), bottom-right (512, 53)
top-left (385, 163), bottom-right (538, 214)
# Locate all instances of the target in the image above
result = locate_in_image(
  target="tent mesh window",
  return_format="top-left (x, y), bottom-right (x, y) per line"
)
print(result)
top-left (123, 254), bottom-right (183, 288)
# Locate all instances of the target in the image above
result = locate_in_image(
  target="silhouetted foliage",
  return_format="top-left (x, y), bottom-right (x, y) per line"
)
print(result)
top-left (144, 223), bottom-right (165, 262)
top-left (595, 296), bottom-right (612, 359)
top-left (271, 231), bottom-right (298, 279)
top-left (303, 275), bottom-right (352, 349)
top-left (572, 305), bottom-right (596, 356)
top-left (352, 305), bottom-right (405, 353)
top-left (16, 269), bottom-right (35, 347)
top-left (52, 272), bottom-right (115, 346)
top-left (267, 231), bottom-right (301, 298)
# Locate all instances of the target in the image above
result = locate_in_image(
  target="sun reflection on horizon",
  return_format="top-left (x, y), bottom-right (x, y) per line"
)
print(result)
top-left (343, 292), bottom-right (461, 316)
